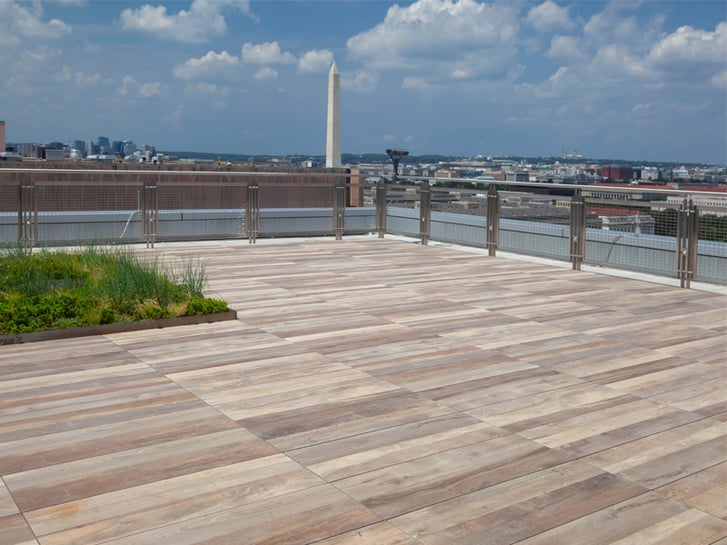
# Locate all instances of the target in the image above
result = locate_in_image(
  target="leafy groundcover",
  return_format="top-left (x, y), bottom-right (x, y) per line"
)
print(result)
top-left (0, 246), bottom-right (234, 343)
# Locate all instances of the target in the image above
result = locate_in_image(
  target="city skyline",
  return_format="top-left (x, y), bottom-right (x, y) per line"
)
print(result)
top-left (1, 0), bottom-right (725, 164)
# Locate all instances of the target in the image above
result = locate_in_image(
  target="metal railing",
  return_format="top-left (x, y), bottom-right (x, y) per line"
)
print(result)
top-left (0, 168), bottom-right (725, 287)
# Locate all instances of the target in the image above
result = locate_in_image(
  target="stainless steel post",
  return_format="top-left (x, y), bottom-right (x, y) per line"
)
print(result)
top-left (246, 180), bottom-right (259, 244)
top-left (419, 181), bottom-right (431, 245)
top-left (486, 185), bottom-right (499, 256)
top-left (333, 180), bottom-right (345, 240)
top-left (569, 189), bottom-right (586, 270)
top-left (141, 178), bottom-right (158, 248)
top-left (676, 197), bottom-right (698, 288)
top-left (18, 176), bottom-right (37, 249)
top-left (376, 179), bottom-right (387, 238)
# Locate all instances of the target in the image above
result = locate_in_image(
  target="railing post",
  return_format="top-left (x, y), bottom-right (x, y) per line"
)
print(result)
top-left (419, 181), bottom-right (431, 245)
top-left (569, 188), bottom-right (586, 270)
top-left (375, 179), bottom-right (387, 238)
top-left (676, 197), bottom-right (698, 288)
top-left (246, 179), bottom-right (259, 244)
top-left (486, 185), bottom-right (499, 256)
top-left (18, 175), bottom-right (37, 250)
top-left (333, 179), bottom-right (345, 240)
top-left (141, 177), bottom-right (158, 248)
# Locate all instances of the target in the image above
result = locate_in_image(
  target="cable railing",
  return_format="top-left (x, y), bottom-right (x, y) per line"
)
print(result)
top-left (0, 168), bottom-right (725, 287)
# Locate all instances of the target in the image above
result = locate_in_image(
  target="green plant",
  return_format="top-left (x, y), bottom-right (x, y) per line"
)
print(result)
top-left (177, 257), bottom-right (207, 297)
top-left (0, 245), bottom-right (228, 335)
top-left (186, 297), bottom-right (228, 316)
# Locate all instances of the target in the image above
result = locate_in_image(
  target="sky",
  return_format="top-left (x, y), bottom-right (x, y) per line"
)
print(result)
top-left (1, 0), bottom-right (725, 164)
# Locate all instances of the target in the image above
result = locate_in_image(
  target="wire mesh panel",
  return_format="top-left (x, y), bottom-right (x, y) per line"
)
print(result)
top-left (155, 176), bottom-right (246, 241)
top-left (258, 182), bottom-right (337, 237)
top-left (583, 197), bottom-right (680, 277)
top-left (0, 177), bottom-right (20, 244)
top-left (497, 190), bottom-right (573, 261)
top-left (695, 205), bottom-right (727, 284)
top-left (34, 175), bottom-right (143, 245)
top-left (427, 186), bottom-right (487, 248)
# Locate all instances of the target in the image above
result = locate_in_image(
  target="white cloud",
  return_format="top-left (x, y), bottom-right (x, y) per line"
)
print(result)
top-left (297, 49), bottom-right (333, 74)
top-left (712, 70), bottom-right (727, 90)
top-left (120, 0), bottom-right (255, 43)
top-left (341, 70), bottom-right (379, 92)
top-left (139, 81), bottom-right (163, 97)
top-left (115, 74), bottom-right (164, 98)
top-left (632, 102), bottom-right (651, 113)
top-left (47, 0), bottom-right (87, 5)
top-left (583, 4), bottom-right (664, 52)
top-left (546, 35), bottom-right (585, 61)
top-left (591, 44), bottom-right (651, 80)
top-left (53, 65), bottom-right (72, 83)
top-left (402, 76), bottom-right (432, 90)
top-left (173, 50), bottom-right (239, 80)
top-left (0, 0), bottom-right (72, 44)
top-left (527, 1), bottom-right (574, 34)
top-left (53, 64), bottom-right (102, 87)
top-left (347, 0), bottom-right (519, 82)
top-left (22, 46), bottom-right (62, 63)
top-left (195, 82), bottom-right (231, 95)
top-left (241, 42), bottom-right (295, 64)
top-left (646, 22), bottom-right (727, 73)
top-left (254, 66), bottom-right (278, 81)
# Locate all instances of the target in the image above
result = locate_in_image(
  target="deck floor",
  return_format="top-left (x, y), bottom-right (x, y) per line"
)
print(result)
top-left (1, 237), bottom-right (726, 545)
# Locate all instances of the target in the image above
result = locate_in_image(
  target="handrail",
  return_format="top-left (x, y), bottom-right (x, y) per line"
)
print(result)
top-left (0, 168), bottom-right (724, 287)
top-left (396, 175), bottom-right (725, 199)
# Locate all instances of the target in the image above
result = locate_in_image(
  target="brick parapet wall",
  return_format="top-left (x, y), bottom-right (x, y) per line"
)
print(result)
top-left (0, 164), bottom-right (362, 211)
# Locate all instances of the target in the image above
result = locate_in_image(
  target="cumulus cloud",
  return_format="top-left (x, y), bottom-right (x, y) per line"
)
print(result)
top-left (297, 49), bottom-right (333, 74)
top-left (341, 70), bottom-right (379, 92)
top-left (47, 0), bottom-right (86, 5)
top-left (241, 41), bottom-right (295, 64)
top-left (583, 4), bottom-right (665, 52)
top-left (527, 1), bottom-right (574, 34)
top-left (254, 66), bottom-right (278, 80)
top-left (646, 22), bottom-right (727, 73)
top-left (139, 81), bottom-right (163, 97)
top-left (346, 0), bottom-right (519, 82)
top-left (546, 35), bottom-right (586, 61)
top-left (632, 102), bottom-right (652, 112)
top-left (402, 76), bottom-right (432, 90)
top-left (115, 74), bottom-right (164, 97)
top-left (53, 64), bottom-right (103, 87)
top-left (120, 0), bottom-right (255, 43)
top-left (173, 50), bottom-right (239, 80)
top-left (0, 0), bottom-right (72, 44)
top-left (195, 83), bottom-right (233, 96)
top-left (712, 70), bottom-right (727, 90)
top-left (21, 46), bottom-right (62, 62)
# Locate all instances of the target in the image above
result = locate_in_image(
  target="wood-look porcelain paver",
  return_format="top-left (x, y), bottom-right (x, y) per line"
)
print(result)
top-left (1, 237), bottom-right (726, 545)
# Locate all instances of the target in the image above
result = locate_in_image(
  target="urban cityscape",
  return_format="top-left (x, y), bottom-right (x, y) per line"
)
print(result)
top-left (2, 120), bottom-right (725, 186)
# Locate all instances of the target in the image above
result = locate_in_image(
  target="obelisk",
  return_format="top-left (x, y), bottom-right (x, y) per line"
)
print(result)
top-left (326, 62), bottom-right (341, 168)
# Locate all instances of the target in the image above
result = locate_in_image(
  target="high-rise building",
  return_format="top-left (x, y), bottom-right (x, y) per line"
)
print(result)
top-left (72, 140), bottom-right (87, 157)
top-left (98, 136), bottom-right (110, 153)
top-left (326, 62), bottom-right (341, 168)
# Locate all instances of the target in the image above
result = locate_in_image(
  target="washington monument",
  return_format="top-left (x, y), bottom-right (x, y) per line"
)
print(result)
top-left (326, 62), bottom-right (341, 168)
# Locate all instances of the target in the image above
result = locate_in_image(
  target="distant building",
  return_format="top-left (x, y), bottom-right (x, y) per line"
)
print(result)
top-left (72, 140), bottom-right (87, 157)
top-left (587, 206), bottom-right (655, 234)
top-left (98, 136), bottom-right (110, 154)
top-left (601, 165), bottom-right (634, 181)
top-left (505, 170), bottom-right (530, 182)
top-left (0, 152), bottom-right (22, 162)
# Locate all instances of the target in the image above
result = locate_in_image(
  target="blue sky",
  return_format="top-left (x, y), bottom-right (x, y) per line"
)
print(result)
top-left (1, 0), bottom-right (725, 164)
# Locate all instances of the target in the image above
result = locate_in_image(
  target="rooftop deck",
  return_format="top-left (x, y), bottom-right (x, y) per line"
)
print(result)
top-left (1, 237), bottom-right (726, 545)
